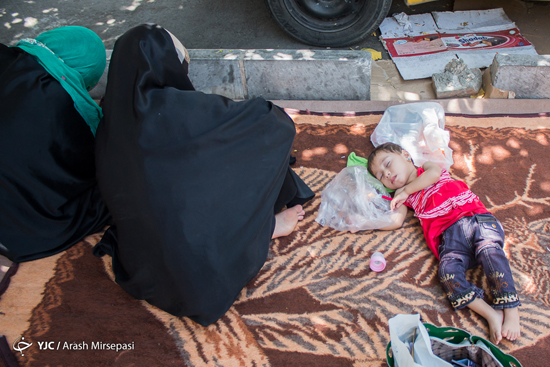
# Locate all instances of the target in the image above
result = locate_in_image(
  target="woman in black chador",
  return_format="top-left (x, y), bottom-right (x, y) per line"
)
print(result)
top-left (93, 24), bottom-right (314, 326)
top-left (0, 26), bottom-right (111, 262)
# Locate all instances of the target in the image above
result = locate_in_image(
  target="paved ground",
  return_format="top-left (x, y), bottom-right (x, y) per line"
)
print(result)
top-left (0, 0), bottom-right (464, 57)
top-left (1, 1), bottom-right (547, 52)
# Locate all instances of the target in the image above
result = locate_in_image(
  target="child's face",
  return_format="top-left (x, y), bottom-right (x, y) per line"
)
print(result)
top-left (370, 150), bottom-right (416, 190)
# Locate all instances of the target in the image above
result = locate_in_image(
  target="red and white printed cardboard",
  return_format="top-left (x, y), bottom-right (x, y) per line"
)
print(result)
top-left (379, 8), bottom-right (538, 80)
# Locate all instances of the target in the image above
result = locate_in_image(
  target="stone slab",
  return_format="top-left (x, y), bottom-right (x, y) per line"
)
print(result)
top-left (482, 68), bottom-right (515, 99)
top-left (431, 58), bottom-right (482, 99)
top-left (490, 54), bottom-right (550, 99)
top-left (90, 49), bottom-right (372, 101)
top-left (187, 49), bottom-right (245, 99)
top-left (241, 49), bottom-right (371, 100)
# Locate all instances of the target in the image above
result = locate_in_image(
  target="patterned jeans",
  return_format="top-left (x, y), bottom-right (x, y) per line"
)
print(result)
top-left (438, 213), bottom-right (521, 310)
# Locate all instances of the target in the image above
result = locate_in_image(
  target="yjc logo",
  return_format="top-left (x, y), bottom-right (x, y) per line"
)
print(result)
top-left (12, 336), bottom-right (33, 356)
top-left (37, 341), bottom-right (57, 350)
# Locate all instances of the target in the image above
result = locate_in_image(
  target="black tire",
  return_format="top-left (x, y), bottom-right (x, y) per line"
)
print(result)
top-left (265, 0), bottom-right (393, 47)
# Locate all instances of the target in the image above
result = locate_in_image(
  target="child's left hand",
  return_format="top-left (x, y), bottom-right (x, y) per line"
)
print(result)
top-left (391, 187), bottom-right (409, 210)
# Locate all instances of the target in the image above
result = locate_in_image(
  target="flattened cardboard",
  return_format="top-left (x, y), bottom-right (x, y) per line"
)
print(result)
top-left (379, 8), bottom-right (538, 80)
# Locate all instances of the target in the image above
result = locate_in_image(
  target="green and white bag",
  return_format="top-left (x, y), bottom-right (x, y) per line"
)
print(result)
top-left (386, 314), bottom-right (522, 367)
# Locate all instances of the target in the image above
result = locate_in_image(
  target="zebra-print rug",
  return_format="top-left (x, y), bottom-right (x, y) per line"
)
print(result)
top-left (2, 111), bottom-right (549, 366)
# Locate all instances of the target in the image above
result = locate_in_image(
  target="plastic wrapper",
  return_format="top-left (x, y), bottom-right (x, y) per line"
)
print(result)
top-left (315, 166), bottom-right (399, 232)
top-left (371, 102), bottom-right (454, 170)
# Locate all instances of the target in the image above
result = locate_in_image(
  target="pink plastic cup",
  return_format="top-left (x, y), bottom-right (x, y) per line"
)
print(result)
top-left (369, 251), bottom-right (386, 272)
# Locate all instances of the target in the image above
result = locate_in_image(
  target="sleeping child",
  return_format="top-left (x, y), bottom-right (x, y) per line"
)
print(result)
top-left (367, 142), bottom-right (521, 346)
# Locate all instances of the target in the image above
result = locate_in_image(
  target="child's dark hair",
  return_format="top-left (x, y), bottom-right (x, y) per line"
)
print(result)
top-left (367, 142), bottom-right (403, 177)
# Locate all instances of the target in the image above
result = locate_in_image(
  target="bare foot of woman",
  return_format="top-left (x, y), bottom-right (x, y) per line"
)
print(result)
top-left (502, 307), bottom-right (521, 342)
top-left (272, 205), bottom-right (305, 239)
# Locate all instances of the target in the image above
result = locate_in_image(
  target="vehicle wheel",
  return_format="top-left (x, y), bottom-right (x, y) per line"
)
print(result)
top-left (264, 0), bottom-right (393, 47)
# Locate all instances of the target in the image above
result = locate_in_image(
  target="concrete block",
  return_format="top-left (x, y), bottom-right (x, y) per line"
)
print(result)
top-left (242, 49), bottom-right (371, 100)
top-left (482, 68), bottom-right (515, 99)
top-left (89, 49), bottom-right (372, 101)
top-left (490, 54), bottom-right (550, 99)
top-left (432, 58), bottom-right (482, 99)
top-left (188, 49), bottom-right (245, 99)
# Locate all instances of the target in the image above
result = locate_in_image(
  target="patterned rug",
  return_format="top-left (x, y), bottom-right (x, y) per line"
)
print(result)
top-left (1, 111), bottom-right (550, 367)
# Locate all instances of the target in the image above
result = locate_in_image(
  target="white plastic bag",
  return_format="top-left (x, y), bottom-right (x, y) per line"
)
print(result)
top-left (371, 102), bottom-right (453, 170)
top-left (389, 314), bottom-right (452, 367)
top-left (315, 166), bottom-right (398, 232)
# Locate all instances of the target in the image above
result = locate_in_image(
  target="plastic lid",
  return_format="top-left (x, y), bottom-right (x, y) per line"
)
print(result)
top-left (369, 252), bottom-right (386, 272)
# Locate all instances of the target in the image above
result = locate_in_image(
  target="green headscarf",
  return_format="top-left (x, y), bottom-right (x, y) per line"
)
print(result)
top-left (14, 26), bottom-right (106, 136)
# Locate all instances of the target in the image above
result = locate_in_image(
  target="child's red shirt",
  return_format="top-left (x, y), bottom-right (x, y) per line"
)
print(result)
top-left (404, 168), bottom-right (489, 259)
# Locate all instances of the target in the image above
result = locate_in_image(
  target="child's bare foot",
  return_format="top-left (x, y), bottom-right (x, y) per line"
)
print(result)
top-left (272, 205), bottom-right (305, 239)
top-left (467, 298), bottom-right (503, 345)
top-left (502, 307), bottom-right (521, 342)
top-left (488, 309), bottom-right (504, 345)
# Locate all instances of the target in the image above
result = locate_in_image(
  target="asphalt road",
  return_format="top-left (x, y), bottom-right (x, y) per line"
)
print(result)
top-left (0, 0), bottom-right (453, 58)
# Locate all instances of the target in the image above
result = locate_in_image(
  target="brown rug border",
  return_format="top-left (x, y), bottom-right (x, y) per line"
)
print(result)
top-left (286, 109), bottom-right (550, 119)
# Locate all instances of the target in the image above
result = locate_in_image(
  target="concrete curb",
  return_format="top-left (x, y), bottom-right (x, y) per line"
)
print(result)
top-left (271, 99), bottom-right (550, 116)
top-left (90, 49), bottom-right (372, 101)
